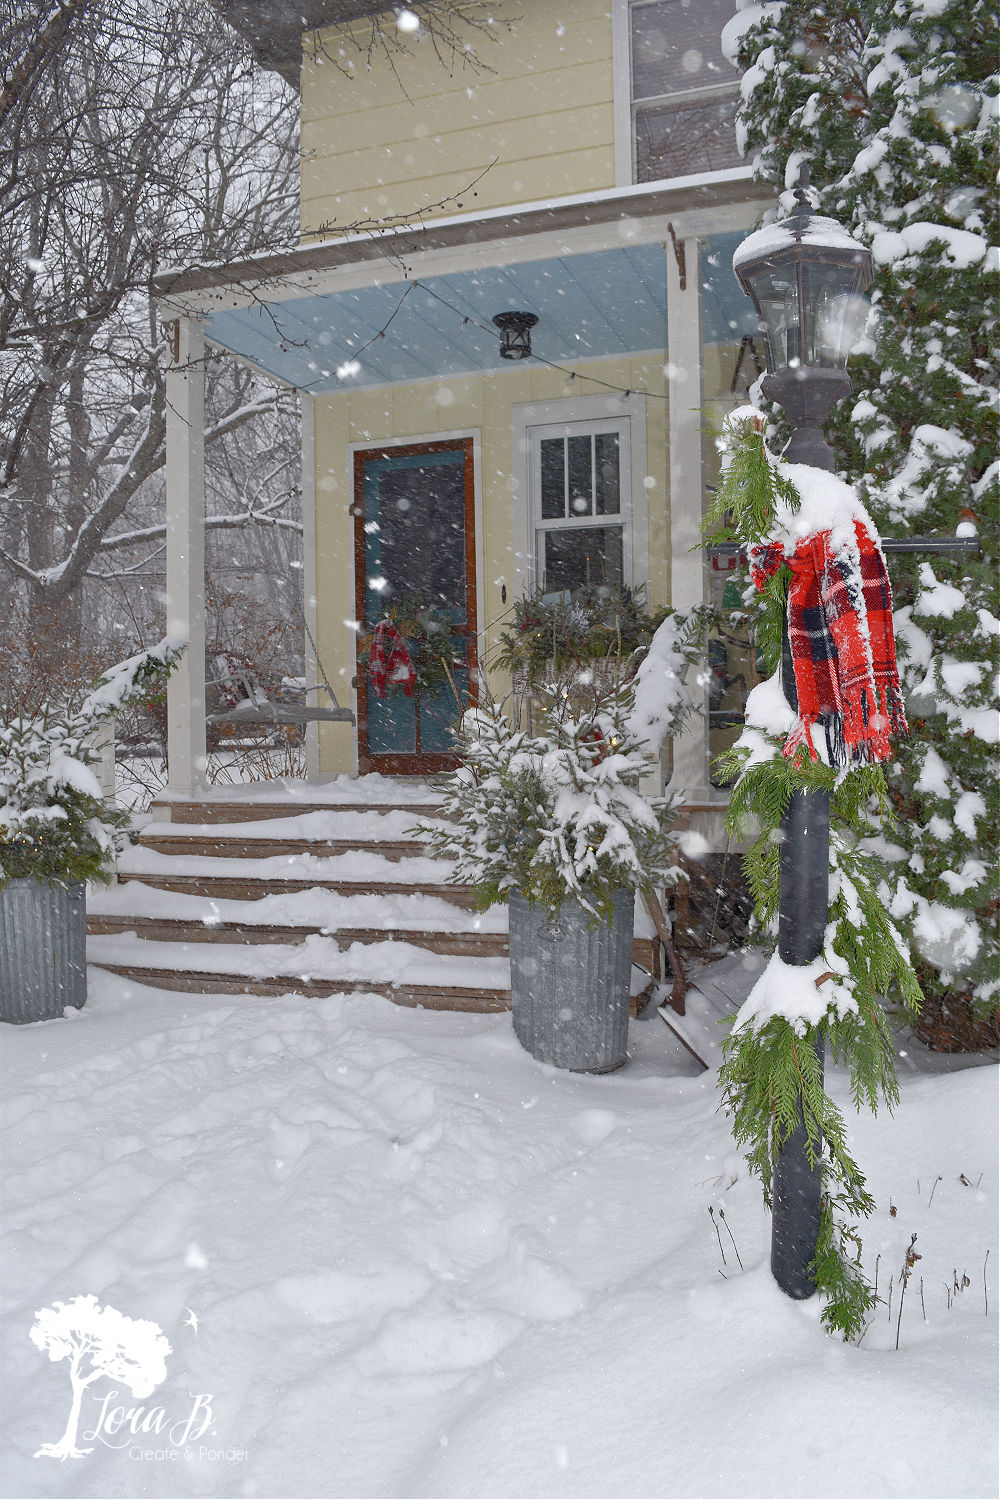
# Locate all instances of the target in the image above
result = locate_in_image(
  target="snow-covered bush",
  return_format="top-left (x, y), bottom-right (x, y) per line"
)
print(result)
top-left (725, 0), bottom-right (999, 1040)
top-left (0, 639), bottom-right (183, 888)
top-left (420, 663), bottom-right (688, 920)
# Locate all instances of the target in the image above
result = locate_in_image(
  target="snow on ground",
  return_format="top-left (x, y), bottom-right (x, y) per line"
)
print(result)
top-left (1, 974), bottom-right (996, 1500)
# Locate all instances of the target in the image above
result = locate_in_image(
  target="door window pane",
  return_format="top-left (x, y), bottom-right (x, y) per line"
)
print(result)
top-left (358, 443), bottom-right (473, 765)
top-left (364, 454), bottom-right (467, 626)
top-left (544, 526), bottom-right (624, 593)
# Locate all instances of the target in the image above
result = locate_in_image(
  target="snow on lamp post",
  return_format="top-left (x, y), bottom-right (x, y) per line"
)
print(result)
top-left (733, 168), bottom-right (874, 1301)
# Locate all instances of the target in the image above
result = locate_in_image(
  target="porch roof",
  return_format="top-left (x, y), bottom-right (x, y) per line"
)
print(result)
top-left (153, 171), bottom-right (767, 392)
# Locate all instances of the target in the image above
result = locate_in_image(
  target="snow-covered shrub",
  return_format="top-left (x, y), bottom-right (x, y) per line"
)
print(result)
top-left (420, 663), bottom-right (687, 920)
top-left (726, 0), bottom-right (999, 1038)
top-left (0, 639), bottom-right (183, 888)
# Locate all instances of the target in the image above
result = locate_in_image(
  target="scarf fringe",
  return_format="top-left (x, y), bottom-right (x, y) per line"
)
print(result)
top-left (819, 684), bottom-right (910, 770)
top-left (782, 714), bottom-right (820, 764)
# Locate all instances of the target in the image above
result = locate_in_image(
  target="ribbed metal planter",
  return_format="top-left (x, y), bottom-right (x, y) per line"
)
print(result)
top-left (508, 889), bottom-right (633, 1073)
top-left (0, 879), bottom-right (87, 1024)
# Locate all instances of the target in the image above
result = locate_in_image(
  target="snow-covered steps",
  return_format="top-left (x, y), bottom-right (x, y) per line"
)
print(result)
top-left (87, 884), bottom-right (510, 958)
top-left (86, 932), bottom-right (657, 1013)
top-left (87, 883), bottom-right (660, 970)
top-left (148, 772), bottom-right (446, 825)
top-left (138, 807), bottom-right (449, 862)
top-left (86, 933), bottom-right (513, 1012)
top-left (113, 852), bottom-right (481, 907)
top-left (89, 783), bottom-right (664, 1013)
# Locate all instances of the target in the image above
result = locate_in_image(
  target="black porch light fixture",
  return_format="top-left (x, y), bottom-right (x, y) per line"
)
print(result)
top-left (493, 310), bottom-right (538, 360)
top-left (733, 164), bottom-right (873, 466)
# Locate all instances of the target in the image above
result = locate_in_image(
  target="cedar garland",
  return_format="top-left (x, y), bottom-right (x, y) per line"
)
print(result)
top-left (707, 414), bottom-right (922, 1340)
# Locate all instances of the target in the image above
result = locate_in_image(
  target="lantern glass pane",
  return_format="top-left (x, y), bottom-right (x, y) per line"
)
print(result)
top-left (745, 263), bottom-right (800, 372)
top-left (801, 260), bottom-right (866, 367)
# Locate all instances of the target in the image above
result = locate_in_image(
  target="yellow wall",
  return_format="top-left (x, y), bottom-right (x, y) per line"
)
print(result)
top-left (300, 0), bottom-right (615, 237)
top-left (312, 355), bottom-right (668, 774)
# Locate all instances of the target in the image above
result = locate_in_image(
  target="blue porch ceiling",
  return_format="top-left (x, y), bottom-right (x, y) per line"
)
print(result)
top-left (204, 235), bottom-right (755, 392)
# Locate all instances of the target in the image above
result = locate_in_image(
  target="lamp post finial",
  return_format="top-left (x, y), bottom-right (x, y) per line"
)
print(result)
top-left (794, 160), bottom-right (812, 208)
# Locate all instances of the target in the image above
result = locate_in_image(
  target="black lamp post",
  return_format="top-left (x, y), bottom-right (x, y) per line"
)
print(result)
top-left (733, 166), bottom-right (873, 1300)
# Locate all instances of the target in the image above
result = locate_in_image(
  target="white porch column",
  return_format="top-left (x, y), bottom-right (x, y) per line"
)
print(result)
top-left (301, 396), bottom-right (321, 781)
top-left (665, 232), bottom-right (713, 803)
top-left (164, 314), bottom-right (207, 799)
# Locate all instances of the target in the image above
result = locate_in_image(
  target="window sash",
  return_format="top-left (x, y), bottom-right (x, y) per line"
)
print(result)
top-left (529, 419), bottom-right (630, 591)
top-left (629, 0), bottom-right (738, 102)
top-left (628, 0), bottom-right (740, 182)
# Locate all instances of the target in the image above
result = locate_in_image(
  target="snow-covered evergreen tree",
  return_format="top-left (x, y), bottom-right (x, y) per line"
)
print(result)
top-left (723, 0), bottom-right (999, 1044)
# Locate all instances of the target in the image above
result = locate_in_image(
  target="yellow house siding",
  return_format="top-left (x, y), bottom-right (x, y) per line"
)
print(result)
top-left (300, 0), bottom-right (615, 237)
top-left (311, 351), bottom-right (669, 776)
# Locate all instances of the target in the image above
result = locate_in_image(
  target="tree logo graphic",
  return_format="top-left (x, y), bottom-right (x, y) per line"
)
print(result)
top-left (30, 1295), bottom-right (171, 1460)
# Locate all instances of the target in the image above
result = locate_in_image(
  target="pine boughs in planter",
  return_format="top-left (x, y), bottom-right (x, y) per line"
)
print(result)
top-left (419, 664), bottom-right (686, 921)
top-left (492, 586), bottom-right (670, 688)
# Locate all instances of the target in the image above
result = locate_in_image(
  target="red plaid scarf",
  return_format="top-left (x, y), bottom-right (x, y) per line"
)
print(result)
top-left (368, 620), bottom-right (416, 698)
top-left (749, 519), bottom-right (907, 768)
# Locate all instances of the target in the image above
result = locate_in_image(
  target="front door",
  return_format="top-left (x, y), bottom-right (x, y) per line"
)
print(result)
top-left (353, 439), bottom-right (477, 775)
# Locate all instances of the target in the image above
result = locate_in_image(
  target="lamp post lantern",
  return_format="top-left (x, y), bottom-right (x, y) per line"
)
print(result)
top-left (733, 166), bottom-right (874, 1302)
top-left (734, 165), bottom-right (874, 471)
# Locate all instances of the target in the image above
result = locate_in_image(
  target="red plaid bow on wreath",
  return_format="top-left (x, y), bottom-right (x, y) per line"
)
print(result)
top-left (750, 518), bottom-right (908, 768)
top-left (367, 619), bottom-right (417, 699)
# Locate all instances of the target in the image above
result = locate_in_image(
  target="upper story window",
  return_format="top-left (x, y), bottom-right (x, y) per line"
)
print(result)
top-left (630, 0), bottom-right (741, 182)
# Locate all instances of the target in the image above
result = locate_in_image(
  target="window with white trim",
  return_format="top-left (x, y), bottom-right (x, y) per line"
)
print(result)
top-left (631, 0), bottom-right (741, 183)
top-left (529, 419), bottom-right (630, 593)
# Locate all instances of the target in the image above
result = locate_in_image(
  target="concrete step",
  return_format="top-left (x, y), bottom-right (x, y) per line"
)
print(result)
top-left (149, 796), bottom-right (446, 825)
top-left (90, 963), bottom-right (512, 1012)
top-left (139, 833), bottom-right (426, 862)
top-left (115, 870), bottom-right (481, 907)
top-left (85, 912), bottom-right (660, 973)
top-left (88, 913), bottom-right (508, 957)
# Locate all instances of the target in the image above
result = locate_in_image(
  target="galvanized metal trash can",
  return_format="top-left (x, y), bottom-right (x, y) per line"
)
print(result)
top-left (0, 879), bottom-right (87, 1024)
top-left (508, 889), bottom-right (633, 1072)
